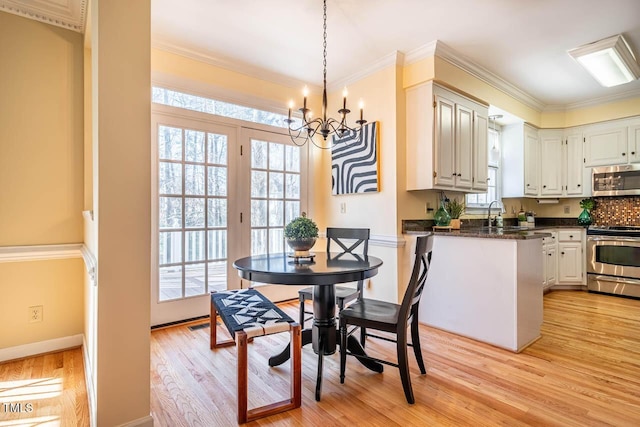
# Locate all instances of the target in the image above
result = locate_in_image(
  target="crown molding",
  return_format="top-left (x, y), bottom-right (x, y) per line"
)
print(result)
top-left (0, 0), bottom-right (87, 33)
top-left (152, 39), bottom-right (314, 91)
top-left (544, 87), bottom-right (640, 112)
top-left (432, 41), bottom-right (547, 112)
top-left (403, 40), bottom-right (438, 65)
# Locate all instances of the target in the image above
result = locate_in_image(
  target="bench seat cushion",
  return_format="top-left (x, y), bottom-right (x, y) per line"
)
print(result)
top-left (211, 289), bottom-right (294, 339)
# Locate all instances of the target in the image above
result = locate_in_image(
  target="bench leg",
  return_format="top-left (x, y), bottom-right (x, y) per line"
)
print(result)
top-left (211, 295), bottom-right (235, 349)
top-left (237, 324), bottom-right (302, 424)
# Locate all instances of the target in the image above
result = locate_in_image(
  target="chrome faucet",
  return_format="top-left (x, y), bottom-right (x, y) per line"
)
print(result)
top-left (487, 200), bottom-right (503, 227)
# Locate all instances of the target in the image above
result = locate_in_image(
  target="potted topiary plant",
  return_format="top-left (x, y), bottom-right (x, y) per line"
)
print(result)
top-left (445, 198), bottom-right (465, 229)
top-left (284, 212), bottom-right (319, 258)
top-left (577, 197), bottom-right (596, 226)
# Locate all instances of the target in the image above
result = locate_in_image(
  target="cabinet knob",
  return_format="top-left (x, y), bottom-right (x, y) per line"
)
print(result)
top-left (561, 252), bottom-right (565, 255)
top-left (543, 185), bottom-right (547, 188)
top-left (622, 152), bottom-right (626, 156)
top-left (452, 172), bottom-right (457, 176)
top-left (569, 235), bottom-right (573, 238)
top-left (526, 184), bottom-right (530, 187)
top-left (632, 151), bottom-right (636, 155)
top-left (548, 253), bottom-right (552, 256)
top-left (457, 173), bottom-right (462, 177)
top-left (577, 184), bottom-right (581, 187)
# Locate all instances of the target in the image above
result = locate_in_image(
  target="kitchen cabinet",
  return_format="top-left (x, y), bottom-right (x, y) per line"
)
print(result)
top-left (565, 131), bottom-right (585, 196)
top-left (542, 232), bottom-right (557, 290)
top-left (584, 123), bottom-right (628, 166)
top-left (406, 82), bottom-right (489, 192)
top-left (502, 123), bottom-right (539, 198)
top-left (539, 130), bottom-right (563, 196)
top-left (630, 124), bottom-right (640, 164)
top-left (557, 230), bottom-right (584, 284)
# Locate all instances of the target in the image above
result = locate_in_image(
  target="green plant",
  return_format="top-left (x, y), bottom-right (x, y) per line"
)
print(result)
top-left (284, 212), bottom-right (319, 239)
top-left (445, 198), bottom-right (465, 219)
top-left (580, 198), bottom-right (596, 211)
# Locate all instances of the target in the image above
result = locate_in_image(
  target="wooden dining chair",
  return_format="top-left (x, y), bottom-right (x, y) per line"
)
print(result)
top-left (339, 234), bottom-right (434, 404)
top-left (298, 227), bottom-right (370, 338)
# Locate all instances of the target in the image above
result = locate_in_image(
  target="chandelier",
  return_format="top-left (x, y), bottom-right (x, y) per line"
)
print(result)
top-left (285, 0), bottom-right (366, 148)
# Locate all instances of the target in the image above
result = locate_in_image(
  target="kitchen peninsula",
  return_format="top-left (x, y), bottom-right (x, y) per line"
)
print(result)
top-left (404, 225), bottom-right (550, 352)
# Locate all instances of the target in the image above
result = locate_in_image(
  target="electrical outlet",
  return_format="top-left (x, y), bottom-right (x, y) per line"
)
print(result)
top-left (29, 305), bottom-right (43, 323)
top-left (563, 205), bottom-right (571, 214)
top-left (340, 202), bottom-right (346, 214)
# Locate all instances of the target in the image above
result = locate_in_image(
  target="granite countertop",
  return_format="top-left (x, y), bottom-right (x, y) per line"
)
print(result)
top-left (402, 218), bottom-right (586, 240)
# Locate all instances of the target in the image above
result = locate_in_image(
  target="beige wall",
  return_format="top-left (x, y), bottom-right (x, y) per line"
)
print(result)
top-left (0, 12), bottom-right (85, 353)
top-left (0, 11), bottom-right (84, 246)
top-left (0, 259), bottom-right (84, 349)
top-left (91, 0), bottom-right (152, 425)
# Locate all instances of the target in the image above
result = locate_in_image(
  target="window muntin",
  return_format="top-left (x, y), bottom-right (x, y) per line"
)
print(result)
top-left (466, 128), bottom-right (501, 209)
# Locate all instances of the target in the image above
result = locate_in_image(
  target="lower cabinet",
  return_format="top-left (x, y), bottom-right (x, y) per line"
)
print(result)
top-left (542, 232), bottom-right (557, 290)
top-left (541, 228), bottom-right (585, 290)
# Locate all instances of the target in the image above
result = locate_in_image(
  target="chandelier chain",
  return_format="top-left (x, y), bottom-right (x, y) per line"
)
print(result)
top-left (323, 0), bottom-right (327, 86)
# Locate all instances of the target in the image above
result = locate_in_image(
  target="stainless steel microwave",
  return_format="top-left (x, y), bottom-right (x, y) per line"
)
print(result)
top-left (592, 164), bottom-right (640, 196)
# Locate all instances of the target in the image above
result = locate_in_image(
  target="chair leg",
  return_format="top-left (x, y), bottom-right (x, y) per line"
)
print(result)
top-left (360, 327), bottom-right (367, 348)
top-left (339, 317), bottom-right (347, 384)
top-left (411, 319), bottom-right (426, 374)
top-left (396, 330), bottom-right (415, 404)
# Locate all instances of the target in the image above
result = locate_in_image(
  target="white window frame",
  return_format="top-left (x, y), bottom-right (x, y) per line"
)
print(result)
top-left (466, 127), bottom-right (502, 213)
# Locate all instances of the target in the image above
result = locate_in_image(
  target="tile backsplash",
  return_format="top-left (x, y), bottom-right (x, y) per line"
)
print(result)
top-left (592, 197), bottom-right (640, 226)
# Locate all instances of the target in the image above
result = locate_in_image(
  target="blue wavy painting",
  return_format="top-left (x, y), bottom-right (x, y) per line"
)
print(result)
top-left (331, 122), bottom-right (379, 195)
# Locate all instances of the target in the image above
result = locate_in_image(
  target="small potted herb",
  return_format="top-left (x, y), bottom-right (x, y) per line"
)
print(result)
top-left (445, 198), bottom-right (465, 229)
top-left (284, 212), bottom-right (319, 257)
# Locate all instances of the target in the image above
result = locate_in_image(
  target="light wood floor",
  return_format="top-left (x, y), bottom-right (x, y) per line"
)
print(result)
top-left (2, 291), bottom-right (640, 426)
top-left (0, 347), bottom-right (89, 426)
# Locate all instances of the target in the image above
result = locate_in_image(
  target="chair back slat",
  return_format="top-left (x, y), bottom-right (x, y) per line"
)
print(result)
top-left (326, 227), bottom-right (370, 256)
top-left (399, 234), bottom-right (434, 326)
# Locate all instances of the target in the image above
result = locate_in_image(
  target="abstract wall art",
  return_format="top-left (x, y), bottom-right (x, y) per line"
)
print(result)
top-left (331, 121), bottom-right (379, 195)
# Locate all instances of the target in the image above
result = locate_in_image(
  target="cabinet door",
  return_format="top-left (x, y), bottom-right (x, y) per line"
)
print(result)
top-left (545, 245), bottom-right (557, 287)
top-left (473, 111), bottom-right (489, 191)
top-left (434, 95), bottom-right (456, 188)
top-left (455, 104), bottom-right (474, 189)
top-left (630, 124), bottom-right (640, 164)
top-left (524, 128), bottom-right (539, 196)
top-left (539, 131), bottom-right (563, 196)
top-left (558, 243), bottom-right (582, 283)
top-left (584, 126), bottom-right (628, 166)
top-left (565, 133), bottom-right (584, 196)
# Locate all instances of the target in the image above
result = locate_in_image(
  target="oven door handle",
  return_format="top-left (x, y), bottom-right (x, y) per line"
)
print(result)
top-left (590, 275), bottom-right (640, 286)
top-left (588, 236), bottom-right (640, 243)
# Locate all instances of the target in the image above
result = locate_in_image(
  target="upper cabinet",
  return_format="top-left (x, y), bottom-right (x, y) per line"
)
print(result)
top-left (502, 123), bottom-right (540, 198)
top-left (539, 130), bottom-right (563, 196)
top-left (630, 124), bottom-right (640, 164)
top-left (406, 82), bottom-right (489, 192)
top-left (584, 123), bottom-right (628, 166)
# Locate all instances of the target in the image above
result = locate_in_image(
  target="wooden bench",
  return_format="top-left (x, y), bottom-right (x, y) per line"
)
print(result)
top-left (210, 288), bottom-right (301, 424)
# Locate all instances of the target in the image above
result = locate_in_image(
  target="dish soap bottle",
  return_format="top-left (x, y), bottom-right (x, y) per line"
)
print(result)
top-left (496, 212), bottom-right (504, 228)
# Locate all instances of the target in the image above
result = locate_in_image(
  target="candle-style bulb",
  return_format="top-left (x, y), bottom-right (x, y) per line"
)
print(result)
top-left (342, 87), bottom-right (348, 98)
top-left (303, 86), bottom-right (309, 97)
top-left (288, 99), bottom-right (294, 109)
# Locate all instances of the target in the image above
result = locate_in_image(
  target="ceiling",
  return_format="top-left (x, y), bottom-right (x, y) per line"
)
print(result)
top-left (4, 0), bottom-right (640, 112)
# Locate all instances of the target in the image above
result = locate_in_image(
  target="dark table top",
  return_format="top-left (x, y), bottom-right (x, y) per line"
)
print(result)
top-left (233, 252), bottom-right (383, 286)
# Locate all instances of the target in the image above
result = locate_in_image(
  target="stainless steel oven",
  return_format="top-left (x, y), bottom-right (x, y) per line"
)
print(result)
top-left (587, 226), bottom-right (640, 298)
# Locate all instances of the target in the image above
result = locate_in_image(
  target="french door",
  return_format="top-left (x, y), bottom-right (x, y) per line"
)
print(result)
top-left (151, 112), bottom-right (308, 325)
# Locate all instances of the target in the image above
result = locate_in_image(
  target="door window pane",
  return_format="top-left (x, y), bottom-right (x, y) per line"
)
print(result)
top-left (185, 231), bottom-right (205, 262)
top-left (185, 130), bottom-right (205, 162)
top-left (251, 171), bottom-right (267, 197)
top-left (285, 201), bottom-right (300, 224)
top-left (251, 229), bottom-right (267, 255)
top-left (158, 126), bottom-right (182, 160)
top-left (251, 200), bottom-right (267, 227)
top-left (269, 143), bottom-right (284, 170)
top-left (159, 231), bottom-right (182, 264)
top-left (269, 228), bottom-right (284, 254)
top-left (185, 164), bottom-right (205, 195)
top-left (208, 133), bottom-right (227, 165)
top-left (269, 172), bottom-right (284, 198)
top-left (159, 265), bottom-right (182, 301)
top-left (159, 162), bottom-right (182, 195)
top-left (269, 200), bottom-right (284, 227)
top-left (251, 140), bottom-right (267, 169)
top-left (208, 261), bottom-right (226, 293)
top-left (285, 145), bottom-right (300, 172)
top-left (185, 198), bottom-right (205, 228)
top-left (285, 174), bottom-right (300, 199)
top-left (208, 166), bottom-right (227, 196)
top-left (185, 263), bottom-right (206, 297)
top-left (208, 230), bottom-right (227, 260)
top-left (159, 197), bottom-right (182, 229)
top-left (207, 198), bottom-right (227, 227)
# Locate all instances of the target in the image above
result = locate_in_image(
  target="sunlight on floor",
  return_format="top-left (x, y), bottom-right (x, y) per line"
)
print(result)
top-left (0, 378), bottom-right (62, 402)
top-left (0, 415), bottom-right (61, 426)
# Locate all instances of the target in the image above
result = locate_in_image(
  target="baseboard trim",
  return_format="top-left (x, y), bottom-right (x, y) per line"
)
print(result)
top-left (116, 415), bottom-right (154, 427)
top-left (82, 336), bottom-right (97, 427)
top-left (0, 334), bottom-right (83, 363)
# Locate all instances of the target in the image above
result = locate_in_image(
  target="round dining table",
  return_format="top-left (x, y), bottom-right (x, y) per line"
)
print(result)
top-left (233, 251), bottom-right (384, 401)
